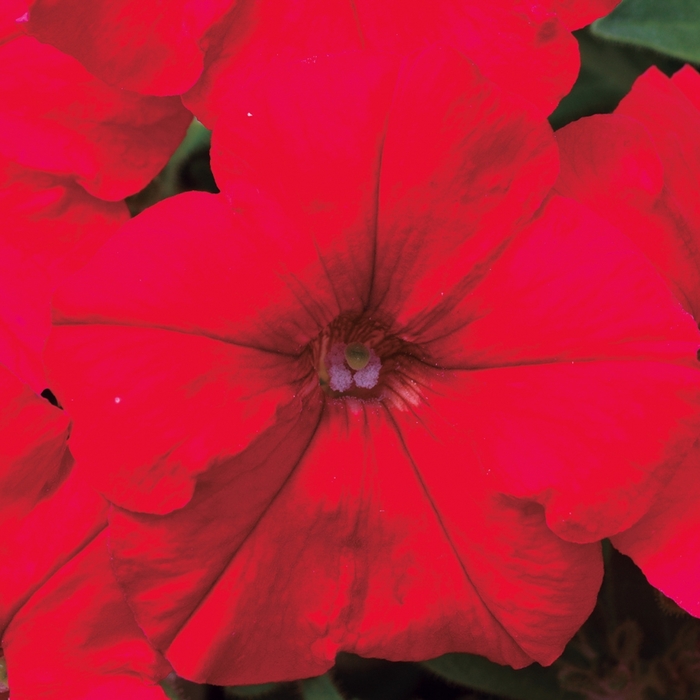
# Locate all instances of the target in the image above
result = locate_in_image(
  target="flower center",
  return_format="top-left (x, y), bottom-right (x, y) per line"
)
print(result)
top-left (326, 341), bottom-right (381, 392)
top-left (310, 314), bottom-right (429, 407)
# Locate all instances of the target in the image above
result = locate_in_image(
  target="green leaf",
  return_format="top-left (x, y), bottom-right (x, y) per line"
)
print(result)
top-left (422, 653), bottom-right (583, 700)
top-left (592, 0), bottom-right (700, 64)
top-left (225, 682), bottom-right (280, 697)
top-left (300, 674), bottom-right (346, 700)
top-left (159, 677), bottom-right (183, 700)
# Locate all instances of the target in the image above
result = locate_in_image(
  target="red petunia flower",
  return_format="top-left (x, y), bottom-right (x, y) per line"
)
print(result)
top-left (555, 65), bottom-right (700, 617)
top-left (0, 5), bottom-right (191, 202)
top-left (46, 48), bottom-right (700, 684)
top-left (26, 0), bottom-right (617, 114)
top-left (0, 363), bottom-right (171, 699)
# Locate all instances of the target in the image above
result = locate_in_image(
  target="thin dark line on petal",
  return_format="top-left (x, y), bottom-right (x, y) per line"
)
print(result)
top-left (383, 408), bottom-right (534, 657)
top-left (368, 227), bottom-right (413, 315)
top-left (313, 237), bottom-right (343, 315)
top-left (401, 235), bottom-right (514, 343)
top-left (348, 0), bottom-right (367, 49)
top-left (12, 522), bottom-right (107, 624)
top-left (363, 96), bottom-right (391, 314)
top-left (159, 404), bottom-right (325, 649)
top-left (432, 355), bottom-right (658, 372)
top-left (53, 319), bottom-right (301, 358)
top-left (283, 269), bottom-right (339, 331)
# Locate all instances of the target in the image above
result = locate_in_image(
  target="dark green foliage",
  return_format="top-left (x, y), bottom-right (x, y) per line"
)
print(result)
top-left (593, 0), bottom-right (700, 64)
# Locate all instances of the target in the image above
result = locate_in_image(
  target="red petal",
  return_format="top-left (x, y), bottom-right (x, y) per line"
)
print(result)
top-left (0, 33), bottom-right (191, 200)
top-left (47, 192), bottom-right (343, 513)
top-left (556, 112), bottom-right (700, 320)
top-left (554, 66), bottom-right (700, 617)
top-left (50, 191), bottom-right (347, 351)
top-left (672, 64), bottom-right (700, 113)
top-left (615, 68), bottom-right (700, 268)
top-left (0, 365), bottom-right (105, 631)
top-left (438, 362), bottom-right (700, 544)
top-left (351, 0), bottom-right (579, 116)
top-left (0, 160), bottom-right (127, 390)
top-left (0, 0), bottom-right (28, 41)
top-left (111, 404), bottom-right (600, 684)
top-left (0, 364), bottom-right (69, 524)
top-left (423, 196), bottom-right (699, 369)
top-left (214, 46), bottom-right (557, 330)
top-left (210, 52), bottom-right (400, 314)
top-left (543, 0), bottom-right (620, 29)
top-left (182, 0), bottom-right (372, 126)
top-left (372, 46), bottom-right (558, 324)
top-left (412, 196), bottom-right (700, 542)
top-left (108, 396), bottom-right (322, 664)
top-left (2, 532), bottom-right (169, 700)
top-left (611, 447), bottom-right (700, 617)
top-left (0, 370), bottom-right (154, 698)
top-left (26, 0), bottom-right (234, 96)
top-left (47, 325), bottom-right (303, 514)
top-left (0, 469), bottom-right (106, 633)
top-left (184, 0), bottom-right (578, 124)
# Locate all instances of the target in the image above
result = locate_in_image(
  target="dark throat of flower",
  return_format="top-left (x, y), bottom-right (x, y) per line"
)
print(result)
top-left (309, 314), bottom-right (430, 410)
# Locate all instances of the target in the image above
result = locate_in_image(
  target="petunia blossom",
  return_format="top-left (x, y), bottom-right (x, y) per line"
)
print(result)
top-left (46, 48), bottom-right (700, 684)
top-left (0, 362), bottom-right (170, 699)
top-left (26, 0), bottom-right (616, 114)
top-left (555, 65), bottom-right (700, 617)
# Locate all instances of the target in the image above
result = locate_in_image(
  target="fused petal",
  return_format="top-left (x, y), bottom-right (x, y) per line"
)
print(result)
top-left (111, 405), bottom-right (600, 684)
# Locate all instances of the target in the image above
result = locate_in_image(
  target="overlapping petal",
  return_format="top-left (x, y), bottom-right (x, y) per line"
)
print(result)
top-left (615, 67), bottom-right (700, 275)
top-left (554, 66), bottom-right (700, 614)
top-left (556, 113), bottom-right (700, 317)
top-left (0, 364), bottom-right (70, 532)
top-left (0, 160), bottom-right (127, 391)
top-left (0, 14), bottom-right (191, 200)
top-left (23, 0), bottom-right (581, 115)
top-left (0, 363), bottom-right (169, 697)
top-left (3, 532), bottom-right (169, 700)
top-left (25, 0), bottom-right (234, 96)
top-left (610, 449), bottom-right (700, 618)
